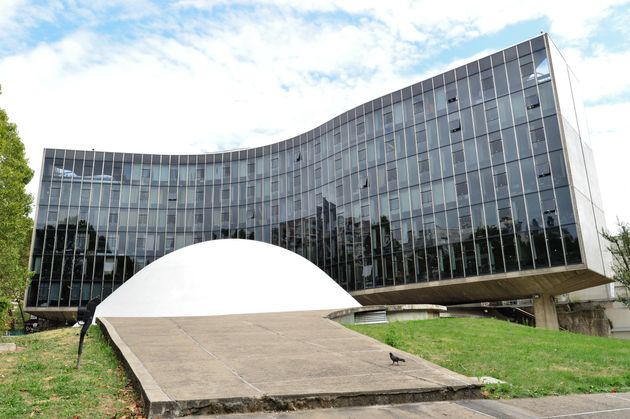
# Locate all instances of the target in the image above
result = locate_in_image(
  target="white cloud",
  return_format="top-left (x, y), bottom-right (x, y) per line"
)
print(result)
top-left (0, 0), bottom-right (30, 50)
top-left (0, 0), bottom-right (24, 27)
top-left (175, 0), bottom-right (630, 45)
top-left (544, 0), bottom-right (628, 43)
top-left (0, 0), bottom-right (161, 50)
top-left (0, 1), bottom-right (63, 45)
top-left (0, 12), bottom-right (417, 198)
top-left (560, 46), bottom-right (630, 103)
top-left (1, 0), bottom-right (630, 221)
top-left (585, 102), bottom-right (630, 229)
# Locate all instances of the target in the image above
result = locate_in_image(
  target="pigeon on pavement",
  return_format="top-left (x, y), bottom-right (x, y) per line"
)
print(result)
top-left (389, 352), bottom-right (406, 365)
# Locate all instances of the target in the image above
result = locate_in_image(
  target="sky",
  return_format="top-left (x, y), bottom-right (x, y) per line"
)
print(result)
top-left (0, 0), bottom-right (628, 230)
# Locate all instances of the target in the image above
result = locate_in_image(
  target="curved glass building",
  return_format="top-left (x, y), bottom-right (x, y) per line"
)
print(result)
top-left (27, 34), bottom-right (611, 323)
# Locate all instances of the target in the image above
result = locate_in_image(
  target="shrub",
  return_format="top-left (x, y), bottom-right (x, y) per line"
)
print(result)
top-left (0, 297), bottom-right (11, 335)
top-left (384, 326), bottom-right (403, 348)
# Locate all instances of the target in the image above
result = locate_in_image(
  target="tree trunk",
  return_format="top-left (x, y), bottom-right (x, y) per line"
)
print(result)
top-left (16, 298), bottom-right (26, 333)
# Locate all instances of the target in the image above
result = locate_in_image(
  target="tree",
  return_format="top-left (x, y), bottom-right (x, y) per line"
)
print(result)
top-left (602, 220), bottom-right (630, 308)
top-left (0, 85), bottom-right (34, 331)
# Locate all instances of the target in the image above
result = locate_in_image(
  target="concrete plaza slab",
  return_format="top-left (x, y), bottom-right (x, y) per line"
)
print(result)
top-left (98, 310), bottom-right (482, 417)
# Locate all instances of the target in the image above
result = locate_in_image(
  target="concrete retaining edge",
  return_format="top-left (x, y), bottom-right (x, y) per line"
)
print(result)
top-left (97, 317), bottom-right (179, 417)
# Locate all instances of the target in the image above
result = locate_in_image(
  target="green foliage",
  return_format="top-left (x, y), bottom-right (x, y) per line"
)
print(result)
top-left (0, 297), bottom-right (10, 334)
top-left (602, 220), bottom-right (630, 308)
top-left (0, 88), bottom-right (33, 317)
top-left (349, 318), bottom-right (630, 398)
top-left (384, 325), bottom-right (403, 348)
top-left (0, 326), bottom-right (141, 417)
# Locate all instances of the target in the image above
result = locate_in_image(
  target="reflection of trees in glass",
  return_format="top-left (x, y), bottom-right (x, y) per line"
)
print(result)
top-left (561, 227), bottom-right (580, 264)
top-left (473, 226), bottom-right (486, 239)
top-left (392, 234), bottom-right (402, 253)
top-left (380, 216), bottom-right (391, 252)
top-left (32, 216), bottom-right (140, 305)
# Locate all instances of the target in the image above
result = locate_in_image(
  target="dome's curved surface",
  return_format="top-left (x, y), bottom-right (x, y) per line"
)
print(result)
top-left (95, 239), bottom-right (360, 318)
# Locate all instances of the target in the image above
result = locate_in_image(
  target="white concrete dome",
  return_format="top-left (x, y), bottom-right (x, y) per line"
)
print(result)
top-left (95, 239), bottom-right (360, 319)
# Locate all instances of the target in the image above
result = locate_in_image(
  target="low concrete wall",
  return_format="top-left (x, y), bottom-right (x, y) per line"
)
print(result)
top-left (557, 302), bottom-right (611, 337)
top-left (388, 310), bottom-right (439, 322)
top-left (328, 304), bottom-right (446, 325)
top-left (604, 301), bottom-right (630, 339)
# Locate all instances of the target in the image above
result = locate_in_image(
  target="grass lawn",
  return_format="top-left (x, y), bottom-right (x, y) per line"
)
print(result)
top-left (0, 326), bottom-right (142, 418)
top-left (348, 317), bottom-right (630, 399)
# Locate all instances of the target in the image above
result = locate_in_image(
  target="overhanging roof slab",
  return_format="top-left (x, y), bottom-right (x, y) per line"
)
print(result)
top-left (351, 265), bottom-right (612, 306)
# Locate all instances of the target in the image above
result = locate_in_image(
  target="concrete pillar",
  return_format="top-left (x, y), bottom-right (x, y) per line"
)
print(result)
top-left (533, 293), bottom-right (559, 330)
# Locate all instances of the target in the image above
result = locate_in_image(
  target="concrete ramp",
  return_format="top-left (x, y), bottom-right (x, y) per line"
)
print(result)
top-left (99, 311), bottom-right (482, 417)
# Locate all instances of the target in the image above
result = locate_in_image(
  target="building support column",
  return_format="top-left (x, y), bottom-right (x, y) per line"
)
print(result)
top-left (533, 293), bottom-right (559, 330)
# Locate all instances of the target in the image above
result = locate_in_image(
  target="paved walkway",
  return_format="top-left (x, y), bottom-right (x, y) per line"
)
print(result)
top-left (206, 392), bottom-right (630, 418)
top-left (99, 311), bottom-right (482, 417)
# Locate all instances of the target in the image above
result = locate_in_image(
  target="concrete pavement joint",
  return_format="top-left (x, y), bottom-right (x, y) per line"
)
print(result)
top-left (540, 407), bottom-right (630, 418)
top-left (169, 318), bottom-right (264, 395)
top-left (456, 402), bottom-right (499, 418)
top-left (403, 373), bottom-right (457, 388)
top-left (608, 393), bottom-right (630, 402)
top-left (249, 371), bottom-right (406, 386)
top-left (242, 320), bottom-right (287, 338)
top-left (457, 399), bottom-right (539, 418)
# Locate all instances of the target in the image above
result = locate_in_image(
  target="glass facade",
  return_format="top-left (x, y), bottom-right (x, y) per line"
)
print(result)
top-left (27, 34), bottom-right (591, 315)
